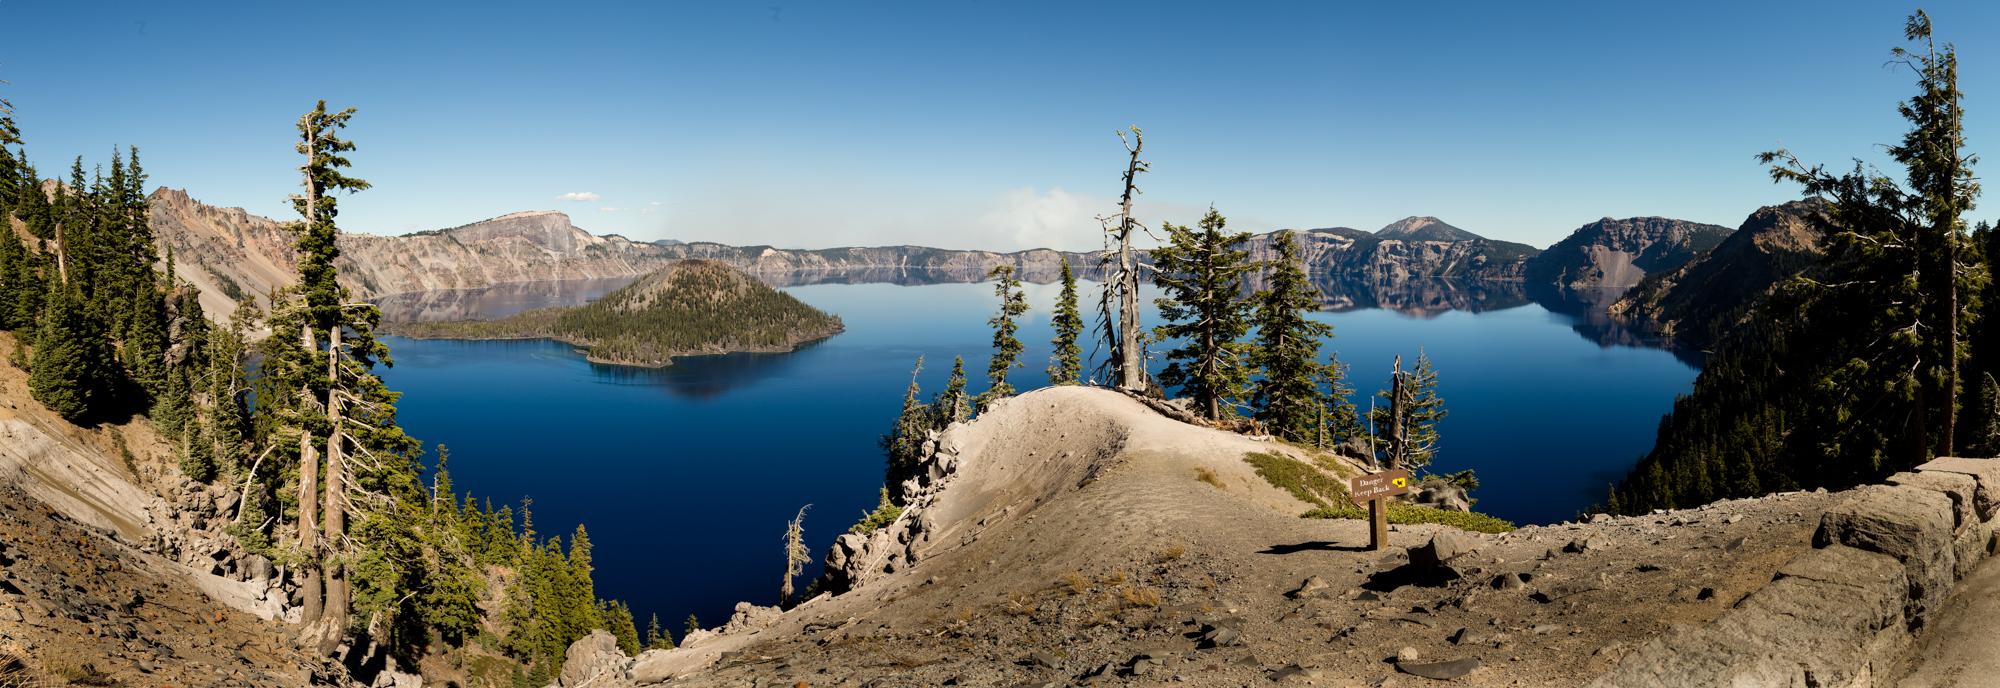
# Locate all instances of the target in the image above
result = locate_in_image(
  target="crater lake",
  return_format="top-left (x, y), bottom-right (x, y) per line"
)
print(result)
top-left (373, 274), bottom-right (1697, 637)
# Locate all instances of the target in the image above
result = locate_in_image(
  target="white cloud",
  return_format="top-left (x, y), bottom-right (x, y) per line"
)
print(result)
top-left (651, 181), bottom-right (1247, 251)
top-left (599, 207), bottom-right (629, 212)
top-left (556, 192), bottom-right (602, 202)
top-left (639, 208), bottom-right (658, 214)
top-left (648, 201), bottom-right (663, 206)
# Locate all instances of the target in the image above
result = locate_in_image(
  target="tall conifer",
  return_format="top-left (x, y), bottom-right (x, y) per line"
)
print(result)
top-left (1248, 230), bottom-right (1335, 442)
top-left (1151, 207), bottom-right (1256, 421)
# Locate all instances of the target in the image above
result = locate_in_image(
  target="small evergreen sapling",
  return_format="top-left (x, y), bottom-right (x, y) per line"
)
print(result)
top-left (1047, 257), bottom-right (1084, 385)
top-left (978, 265), bottom-right (1029, 411)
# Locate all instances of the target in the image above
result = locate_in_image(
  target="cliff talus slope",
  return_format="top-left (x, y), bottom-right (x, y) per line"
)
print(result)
top-left (1524, 217), bottom-right (1733, 288)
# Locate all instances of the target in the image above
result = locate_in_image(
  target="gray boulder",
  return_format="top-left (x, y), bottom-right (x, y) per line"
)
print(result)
top-left (1813, 485), bottom-right (1957, 633)
top-left (1333, 436), bottom-right (1376, 464)
top-left (1411, 480), bottom-right (1470, 512)
top-left (1915, 457), bottom-right (2000, 522)
top-left (1887, 471), bottom-right (1977, 532)
top-left (1410, 529), bottom-right (1476, 574)
top-left (558, 629), bottom-right (635, 688)
top-left (1705, 546), bottom-right (1907, 688)
top-left (1586, 624), bottom-right (1807, 688)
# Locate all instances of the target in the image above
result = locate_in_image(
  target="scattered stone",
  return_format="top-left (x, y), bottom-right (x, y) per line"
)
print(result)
top-left (1594, 639), bottom-right (1627, 656)
top-left (1030, 651), bottom-right (1061, 669)
top-left (1394, 647), bottom-right (1420, 663)
top-left (1533, 624), bottom-right (1561, 635)
top-left (1564, 533), bottom-right (1611, 554)
top-left (1588, 513), bottom-right (1613, 524)
top-left (1367, 677), bottom-right (1396, 688)
top-left (1292, 576), bottom-right (1329, 598)
top-left (1725, 514), bottom-right (1744, 524)
top-left (1269, 665), bottom-right (1324, 682)
top-left (1202, 627), bottom-right (1244, 647)
top-left (1394, 658), bottom-right (1479, 680)
top-left (1490, 573), bottom-right (1525, 591)
top-left (1354, 590), bottom-right (1385, 602)
top-left (1396, 616), bottom-right (1437, 629)
top-left (1447, 628), bottom-right (1485, 645)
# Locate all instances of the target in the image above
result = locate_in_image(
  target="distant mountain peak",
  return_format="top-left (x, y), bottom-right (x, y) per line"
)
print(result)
top-left (1375, 216), bottom-right (1485, 242)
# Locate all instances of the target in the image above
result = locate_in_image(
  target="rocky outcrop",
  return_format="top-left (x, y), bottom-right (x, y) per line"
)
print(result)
top-left (1590, 457), bottom-right (2000, 687)
top-left (1523, 216), bottom-right (1733, 288)
top-left (1606, 200), bottom-right (1825, 349)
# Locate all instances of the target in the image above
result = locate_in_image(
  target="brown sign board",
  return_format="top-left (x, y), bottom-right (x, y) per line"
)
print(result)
top-left (1350, 469), bottom-right (1412, 505)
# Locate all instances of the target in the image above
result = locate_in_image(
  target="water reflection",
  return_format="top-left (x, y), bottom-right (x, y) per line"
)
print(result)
top-left (579, 339), bottom-right (831, 400)
top-left (369, 270), bottom-right (1696, 368)
top-left (373, 276), bottom-right (641, 323)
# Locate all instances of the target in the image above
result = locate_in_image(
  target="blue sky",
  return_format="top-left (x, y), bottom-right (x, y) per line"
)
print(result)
top-left (5, 1), bottom-right (1999, 251)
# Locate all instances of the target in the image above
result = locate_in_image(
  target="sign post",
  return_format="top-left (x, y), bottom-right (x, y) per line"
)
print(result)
top-left (1349, 469), bottom-right (1411, 551)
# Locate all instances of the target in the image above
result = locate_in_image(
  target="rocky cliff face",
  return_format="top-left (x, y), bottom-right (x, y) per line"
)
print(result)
top-left (1607, 200), bottom-right (1825, 349)
top-left (1523, 216), bottom-right (1734, 288)
top-left (148, 188), bottom-right (303, 321)
top-left (149, 195), bottom-right (1555, 321)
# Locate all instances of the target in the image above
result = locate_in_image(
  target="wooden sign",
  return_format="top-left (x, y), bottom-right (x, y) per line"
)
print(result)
top-left (1350, 469), bottom-right (1412, 505)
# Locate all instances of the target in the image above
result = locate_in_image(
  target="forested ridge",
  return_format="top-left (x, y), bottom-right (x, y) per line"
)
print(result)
top-left (1607, 13), bottom-right (1998, 515)
top-left (383, 259), bottom-right (844, 367)
top-left (0, 94), bottom-right (669, 682)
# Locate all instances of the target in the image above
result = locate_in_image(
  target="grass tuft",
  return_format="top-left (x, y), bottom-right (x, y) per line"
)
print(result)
top-left (1101, 570), bottom-right (1127, 586)
top-left (1193, 466), bottom-right (1226, 489)
top-left (1059, 571), bottom-right (1089, 596)
top-left (1160, 543), bottom-right (1187, 562)
top-left (1118, 586), bottom-right (1162, 608)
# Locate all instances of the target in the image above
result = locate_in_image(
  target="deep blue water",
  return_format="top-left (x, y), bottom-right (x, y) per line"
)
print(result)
top-left (375, 278), bottom-right (1697, 636)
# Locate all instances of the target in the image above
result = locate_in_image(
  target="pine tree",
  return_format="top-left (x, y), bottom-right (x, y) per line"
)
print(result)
top-left (645, 613), bottom-right (675, 650)
top-left (1150, 207), bottom-right (1256, 421)
top-left (1755, 11), bottom-right (1982, 470)
top-left (178, 418), bottom-right (217, 482)
top-left (599, 599), bottom-right (640, 657)
top-left (1372, 350), bottom-right (1446, 469)
top-left (28, 281), bottom-right (114, 421)
top-left (879, 357), bottom-right (929, 496)
top-left (780, 504), bottom-right (812, 607)
top-left (931, 357), bottom-right (971, 427)
top-left (1046, 257), bottom-right (1084, 385)
top-left (978, 265), bottom-right (1029, 411)
top-left (1248, 230), bottom-right (1335, 442)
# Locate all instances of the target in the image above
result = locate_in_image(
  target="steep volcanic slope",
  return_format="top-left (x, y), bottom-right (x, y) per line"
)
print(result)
top-left (1607, 200), bottom-right (1825, 349)
top-left (1522, 216), bottom-right (1734, 288)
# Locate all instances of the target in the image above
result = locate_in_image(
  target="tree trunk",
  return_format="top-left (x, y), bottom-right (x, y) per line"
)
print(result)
top-left (1388, 356), bottom-right (1406, 471)
top-left (297, 428), bottom-right (322, 625)
top-left (296, 324), bottom-right (322, 625)
top-left (320, 325), bottom-right (348, 653)
top-left (1114, 135), bottom-right (1146, 392)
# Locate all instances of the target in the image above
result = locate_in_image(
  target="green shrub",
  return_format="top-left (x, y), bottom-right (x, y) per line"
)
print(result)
top-left (1299, 504), bottom-right (1516, 534)
top-left (848, 487), bottom-right (903, 534)
top-left (1242, 451), bottom-right (1350, 508)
